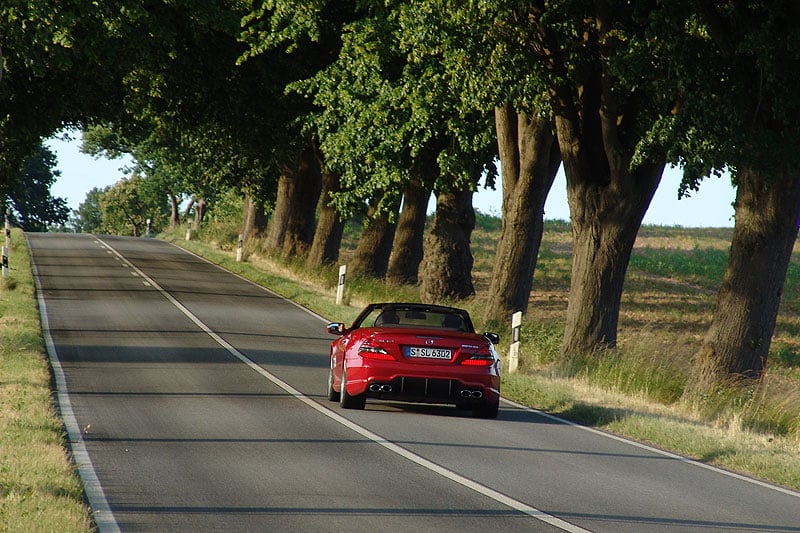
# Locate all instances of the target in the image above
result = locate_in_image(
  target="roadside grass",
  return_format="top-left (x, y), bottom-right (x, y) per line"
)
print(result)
top-left (0, 229), bottom-right (92, 532)
top-left (164, 218), bottom-right (800, 491)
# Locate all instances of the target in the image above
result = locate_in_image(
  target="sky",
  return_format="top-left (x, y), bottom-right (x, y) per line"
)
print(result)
top-left (46, 134), bottom-right (737, 228)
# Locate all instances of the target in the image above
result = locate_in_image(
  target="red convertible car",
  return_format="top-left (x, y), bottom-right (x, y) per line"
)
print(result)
top-left (326, 303), bottom-right (501, 418)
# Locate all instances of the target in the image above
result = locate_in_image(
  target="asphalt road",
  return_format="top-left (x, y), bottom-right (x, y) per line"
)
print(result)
top-left (27, 233), bottom-right (800, 532)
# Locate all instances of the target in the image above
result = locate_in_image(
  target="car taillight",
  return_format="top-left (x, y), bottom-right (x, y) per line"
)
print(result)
top-left (461, 354), bottom-right (495, 366)
top-left (358, 340), bottom-right (395, 361)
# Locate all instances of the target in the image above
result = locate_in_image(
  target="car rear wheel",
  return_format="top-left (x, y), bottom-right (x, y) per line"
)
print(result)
top-left (473, 400), bottom-right (499, 419)
top-left (327, 363), bottom-right (340, 402)
top-left (339, 363), bottom-right (366, 410)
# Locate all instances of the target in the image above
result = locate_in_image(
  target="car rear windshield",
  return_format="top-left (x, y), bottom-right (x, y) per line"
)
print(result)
top-left (365, 307), bottom-right (472, 332)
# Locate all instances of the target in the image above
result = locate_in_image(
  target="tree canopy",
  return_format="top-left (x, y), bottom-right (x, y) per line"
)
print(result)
top-left (4, 0), bottom-right (800, 390)
top-left (6, 143), bottom-right (69, 231)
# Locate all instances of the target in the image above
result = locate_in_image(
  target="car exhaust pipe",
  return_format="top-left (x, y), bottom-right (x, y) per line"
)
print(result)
top-left (460, 389), bottom-right (483, 399)
top-left (369, 384), bottom-right (393, 393)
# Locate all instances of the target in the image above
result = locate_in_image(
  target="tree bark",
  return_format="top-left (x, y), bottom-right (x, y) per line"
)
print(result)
top-left (350, 193), bottom-right (399, 277)
top-left (242, 194), bottom-right (268, 241)
top-left (386, 177), bottom-right (430, 285)
top-left (555, 97), bottom-right (665, 355)
top-left (265, 175), bottom-right (292, 252)
top-left (689, 168), bottom-right (800, 393)
top-left (307, 170), bottom-right (345, 268)
top-left (281, 148), bottom-right (322, 259)
top-left (264, 147), bottom-right (322, 258)
top-left (419, 187), bottom-right (476, 302)
top-left (168, 191), bottom-right (180, 229)
top-left (483, 104), bottom-right (561, 326)
top-left (193, 198), bottom-right (206, 228)
top-left (546, 8), bottom-right (666, 357)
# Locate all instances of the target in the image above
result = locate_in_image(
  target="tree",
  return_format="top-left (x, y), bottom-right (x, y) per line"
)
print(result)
top-left (386, 176), bottom-right (430, 285)
top-left (288, 4), bottom-right (496, 297)
top-left (350, 192), bottom-right (400, 277)
top-left (277, 147), bottom-right (323, 259)
top-left (71, 187), bottom-right (104, 233)
top-left (7, 144), bottom-right (69, 231)
top-left (483, 105), bottom-right (561, 326)
top-left (99, 174), bottom-right (169, 236)
top-left (653, 2), bottom-right (800, 391)
top-left (306, 168), bottom-right (345, 267)
top-left (419, 187), bottom-right (477, 302)
top-left (1, 1), bottom-right (120, 198)
top-left (396, 2), bottom-right (567, 324)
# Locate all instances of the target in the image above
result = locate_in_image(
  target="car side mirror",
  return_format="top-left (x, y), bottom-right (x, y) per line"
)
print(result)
top-left (483, 332), bottom-right (500, 345)
top-left (327, 322), bottom-right (346, 335)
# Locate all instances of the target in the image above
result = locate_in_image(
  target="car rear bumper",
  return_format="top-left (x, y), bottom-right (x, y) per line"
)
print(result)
top-left (343, 359), bottom-right (500, 405)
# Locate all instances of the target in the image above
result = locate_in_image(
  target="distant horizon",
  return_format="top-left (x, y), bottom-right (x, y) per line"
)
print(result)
top-left (46, 134), bottom-right (736, 229)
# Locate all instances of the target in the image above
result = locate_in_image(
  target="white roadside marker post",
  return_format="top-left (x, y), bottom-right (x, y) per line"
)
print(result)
top-left (2, 209), bottom-right (8, 278)
top-left (336, 264), bottom-right (347, 305)
top-left (236, 234), bottom-right (244, 262)
top-left (185, 220), bottom-right (192, 241)
top-left (508, 311), bottom-right (522, 374)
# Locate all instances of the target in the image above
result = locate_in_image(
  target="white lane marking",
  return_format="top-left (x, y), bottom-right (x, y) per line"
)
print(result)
top-left (27, 236), bottom-right (121, 533)
top-left (99, 238), bottom-right (589, 532)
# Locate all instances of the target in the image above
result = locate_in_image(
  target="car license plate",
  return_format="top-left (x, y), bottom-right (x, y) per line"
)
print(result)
top-left (406, 346), bottom-right (453, 359)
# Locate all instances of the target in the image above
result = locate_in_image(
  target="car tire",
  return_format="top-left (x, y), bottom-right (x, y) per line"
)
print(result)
top-left (473, 400), bottom-right (499, 419)
top-left (339, 363), bottom-right (366, 410)
top-left (327, 363), bottom-right (340, 402)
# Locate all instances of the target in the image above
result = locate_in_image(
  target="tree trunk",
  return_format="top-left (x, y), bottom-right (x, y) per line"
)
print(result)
top-left (264, 148), bottom-right (322, 258)
top-left (548, 34), bottom-right (665, 357)
top-left (265, 175), bottom-right (292, 252)
top-left (419, 187), bottom-right (476, 302)
top-left (386, 177), bottom-right (430, 285)
top-left (688, 168), bottom-right (800, 393)
top-left (483, 104), bottom-right (561, 326)
top-left (168, 191), bottom-right (180, 229)
top-left (242, 194), bottom-right (268, 241)
top-left (307, 170), bottom-right (345, 268)
top-left (193, 198), bottom-right (206, 228)
top-left (559, 152), bottom-right (663, 355)
top-left (184, 198), bottom-right (195, 219)
top-left (350, 193), bottom-right (399, 277)
top-left (281, 148), bottom-right (322, 260)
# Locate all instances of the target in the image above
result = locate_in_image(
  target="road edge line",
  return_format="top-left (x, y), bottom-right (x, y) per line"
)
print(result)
top-left (27, 234), bottom-right (121, 533)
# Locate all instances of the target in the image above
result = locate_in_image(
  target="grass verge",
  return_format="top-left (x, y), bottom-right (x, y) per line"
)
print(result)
top-left (0, 229), bottom-right (92, 531)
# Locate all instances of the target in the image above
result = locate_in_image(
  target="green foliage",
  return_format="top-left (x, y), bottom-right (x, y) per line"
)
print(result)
top-left (629, 247), bottom-right (729, 290)
top-left (195, 187), bottom-right (246, 247)
top-left (97, 174), bottom-right (169, 236)
top-left (6, 143), bottom-right (69, 231)
top-left (774, 347), bottom-right (800, 368)
top-left (640, 3), bottom-right (800, 188)
top-left (70, 187), bottom-right (104, 233)
top-left (473, 211), bottom-right (502, 233)
top-left (0, 0), bottom-right (118, 194)
top-left (281, 2), bottom-right (497, 217)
